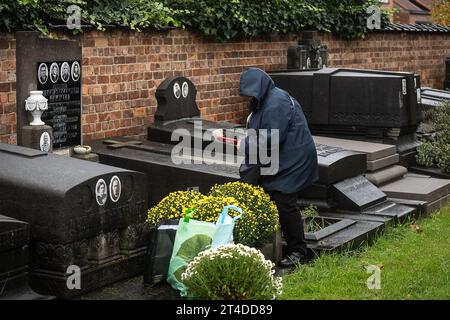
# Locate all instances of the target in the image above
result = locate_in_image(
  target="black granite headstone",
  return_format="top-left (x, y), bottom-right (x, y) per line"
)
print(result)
top-left (37, 60), bottom-right (81, 148)
top-left (148, 76), bottom-right (242, 148)
top-left (154, 77), bottom-right (199, 121)
top-left (269, 68), bottom-right (422, 128)
top-left (0, 143), bottom-right (148, 298)
top-left (16, 31), bottom-right (82, 149)
top-left (90, 138), bottom-right (240, 209)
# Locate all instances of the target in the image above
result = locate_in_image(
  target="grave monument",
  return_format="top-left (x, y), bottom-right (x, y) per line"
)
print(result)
top-left (16, 31), bottom-right (82, 156)
top-left (268, 68), bottom-right (423, 166)
top-left (0, 143), bottom-right (148, 298)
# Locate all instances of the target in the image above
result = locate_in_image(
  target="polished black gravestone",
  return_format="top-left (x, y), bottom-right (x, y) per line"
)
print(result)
top-left (0, 143), bottom-right (148, 298)
top-left (89, 138), bottom-right (240, 209)
top-left (16, 31), bottom-right (82, 149)
top-left (147, 76), bottom-right (242, 149)
top-left (269, 68), bottom-right (422, 165)
top-left (269, 68), bottom-right (422, 128)
top-left (0, 215), bottom-right (48, 300)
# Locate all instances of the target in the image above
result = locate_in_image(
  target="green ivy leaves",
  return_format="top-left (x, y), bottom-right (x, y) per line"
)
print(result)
top-left (0, 0), bottom-right (387, 40)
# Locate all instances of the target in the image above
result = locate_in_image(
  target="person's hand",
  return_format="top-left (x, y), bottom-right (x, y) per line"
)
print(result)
top-left (236, 138), bottom-right (242, 150)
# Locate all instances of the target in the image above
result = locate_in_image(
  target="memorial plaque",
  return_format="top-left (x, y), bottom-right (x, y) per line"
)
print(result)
top-left (333, 176), bottom-right (387, 211)
top-left (37, 60), bottom-right (82, 149)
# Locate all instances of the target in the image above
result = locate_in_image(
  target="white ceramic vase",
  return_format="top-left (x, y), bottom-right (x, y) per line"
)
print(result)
top-left (25, 91), bottom-right (48, 126)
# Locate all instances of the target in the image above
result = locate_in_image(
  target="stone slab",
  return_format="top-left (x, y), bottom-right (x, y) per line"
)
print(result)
top-left (409, 166), bottom-right (450, 180)
top-left (380, 174), bottom-right (450, 202)
top-left (30, 249), bottom-right (146, 299)
top-left (306, 218), bottom-right (384, 252)
top-left (304, 218), bottom-right (356, 241)
top-left (333, 176), bottom-right (387, 211)
top-left (367, 153), bottom-right (399, 172)
top-left (388, 194), bottom-right (450, 217)
top-left (313, 136), bottom-right (397, 161)
top-left (315, 144), bottom-right (367, 185)
top-left (89, 138), bottom-right (240, 208)
top-left (21, 125), bottom-right (53, 153)
top-left (76, 276), bottom-right (180, 300)
top-left (365, 165), bottom-right (408, 186)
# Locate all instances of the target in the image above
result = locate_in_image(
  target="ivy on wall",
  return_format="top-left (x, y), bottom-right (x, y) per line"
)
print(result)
top-left (0, 0), bottom-right (387, 40)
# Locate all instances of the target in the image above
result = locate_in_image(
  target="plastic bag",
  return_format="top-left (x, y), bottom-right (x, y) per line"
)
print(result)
top-left (167, 206), bottom-right (242, 295)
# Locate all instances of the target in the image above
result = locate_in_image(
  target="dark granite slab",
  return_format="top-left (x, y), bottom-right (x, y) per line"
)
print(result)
top-left (333, 176), bottom-right (387, 211)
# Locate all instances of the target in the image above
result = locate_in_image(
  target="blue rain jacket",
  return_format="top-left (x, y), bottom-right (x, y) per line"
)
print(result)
top-left (239, 68), bottom-right (318, 193)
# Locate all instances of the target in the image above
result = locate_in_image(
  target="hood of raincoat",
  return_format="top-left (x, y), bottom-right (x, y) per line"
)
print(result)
top-left (239, 68), bottom-right (275, 102)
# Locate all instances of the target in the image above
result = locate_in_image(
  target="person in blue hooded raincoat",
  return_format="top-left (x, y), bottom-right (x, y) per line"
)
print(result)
top-left (238, 67), bottom-right (319, 267)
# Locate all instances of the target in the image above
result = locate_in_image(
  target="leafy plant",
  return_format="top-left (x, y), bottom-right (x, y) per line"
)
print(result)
top-left (0, 0), bottom-right (388, 40)
top-left (181, 243), bottom-right (283, 300)
top-left (0, 0), bottom-right (179, 33)
top-left (416, 102), bottom-right (450, 173)
top-left (209, 181), bottom-right (279, 247)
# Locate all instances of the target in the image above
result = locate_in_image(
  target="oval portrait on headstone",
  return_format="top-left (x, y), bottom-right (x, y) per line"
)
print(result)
top-left (38, 63), bottom-right (48, 85)
top-left (71, 61), bottom-right (81, 82)
top-left (50, 62), bottom-right (59, 83)
top-left (109, 176), bottom-right (121, 203)
top-left (61, 62), bottom-right (70, 83)
top-left (173, 82), bottom-right (181, 99)
top-left (39, 132), bottom-right (51, 152)
top-left (95, 178), bottom-right (108, 206)
top-left (182, 81), bottom-right (189, 98)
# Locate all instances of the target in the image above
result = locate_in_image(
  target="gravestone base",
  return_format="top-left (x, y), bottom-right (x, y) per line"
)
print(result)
top-left (256, 230), bottom-right (283, 264)
top-left (409, 166), bottom-right (450, 180)
top-left (29, 249), bottom-right (146, 299)
top-left (21, 125), bottom-right (53, 152)
top-left (389, 194), bottom-right (450, 217)
top-left (72, 153), bottom-right (99, 163)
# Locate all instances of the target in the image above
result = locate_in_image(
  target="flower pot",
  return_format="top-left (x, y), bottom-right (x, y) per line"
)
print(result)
top-left (25, 91), bottom-right (48, 126)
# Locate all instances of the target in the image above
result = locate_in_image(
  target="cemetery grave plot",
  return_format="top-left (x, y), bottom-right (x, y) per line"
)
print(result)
top-left (0, 214), bottom-right (51, 300)
top-left (312, 135), bottom-right (450, 216)
top-left (92, 76), bottom-right (420, 257)
top-left (147, 76), bottom-right (242, 151)
top-left (269, 68), bottom-right (423, 167)
top-left (16, 32), bottom-right (82, 151)
top-left (0, 143), bottom-right (148, 299)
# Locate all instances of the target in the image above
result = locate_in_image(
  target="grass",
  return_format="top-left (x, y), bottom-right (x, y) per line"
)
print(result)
top-left (280, 206), bottom-right (450, 300)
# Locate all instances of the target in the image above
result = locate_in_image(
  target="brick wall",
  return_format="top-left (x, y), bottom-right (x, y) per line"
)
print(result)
top-left (1, 29), bottom-right (449, 144)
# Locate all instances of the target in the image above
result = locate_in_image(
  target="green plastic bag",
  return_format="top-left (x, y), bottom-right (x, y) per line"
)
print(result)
top-left (167, 206), bottom-right (242, 296)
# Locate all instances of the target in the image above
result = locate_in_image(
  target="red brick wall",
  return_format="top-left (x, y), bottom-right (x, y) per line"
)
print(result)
top-left (1, 29), bottom-right (449, 144)
top-left (0, 33), bottom-right (16, 144)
